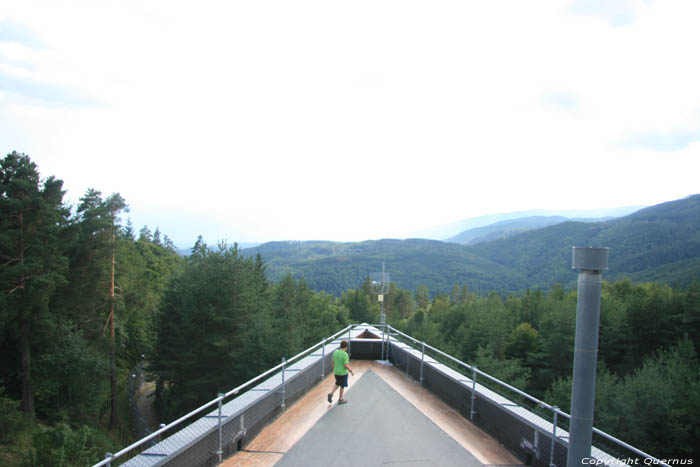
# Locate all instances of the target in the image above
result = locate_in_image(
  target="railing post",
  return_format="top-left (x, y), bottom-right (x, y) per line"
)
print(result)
top-left (216, 393), bottom-right (224, 462)
top-left (281, 358), bottom-right (287, 410)
top-left (470, 366), bottom-right (478, 420)
top-left (387, 326), bottom-right (392, 361)
top-left (347, 325), bottom-right (352, 355)
top-left (158, 423), bottom-right (165, 443)
top-left (420, 341), bottom-right (425, 385)
top-left (381, 324), bottom-right (386, 360)
top-left (321, 337), bottom-right (326, 380)
top-left (104, 452), bottom-right (112, 467)
top-left (550, 406), bottom-right (559, 467)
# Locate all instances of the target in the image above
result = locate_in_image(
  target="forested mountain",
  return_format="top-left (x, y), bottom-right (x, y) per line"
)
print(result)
top-left (243, 195), bottom-right (700, 295)
top-left (470, 194), bottom-right (700, 289)
top-left (409, 205), bottom-right (643, 240)
top-left (241, 239), bottom-right (529, 295)
top-left (448, 215), bottom-right (571, 245)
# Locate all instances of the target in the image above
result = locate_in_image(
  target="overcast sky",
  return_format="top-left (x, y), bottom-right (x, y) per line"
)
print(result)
top-left (1, 0), bottom-right (699, 247)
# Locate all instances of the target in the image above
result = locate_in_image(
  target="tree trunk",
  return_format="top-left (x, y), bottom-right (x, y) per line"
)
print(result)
top-left (17, 211), bottom-right (34, 418)
top-left (110, 340), bottom-right (118, 428)
top-left (109, 223), bottom-right (119, 429)
top-left (20, 318), bottom-right (34, 418)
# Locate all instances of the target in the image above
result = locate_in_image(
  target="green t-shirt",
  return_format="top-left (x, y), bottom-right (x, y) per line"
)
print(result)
top-left (332, 348), bottom-right (349, 376)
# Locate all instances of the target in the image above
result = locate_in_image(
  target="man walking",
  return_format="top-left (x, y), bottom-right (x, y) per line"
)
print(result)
top-left (328, 340), bottom-right (354, 404)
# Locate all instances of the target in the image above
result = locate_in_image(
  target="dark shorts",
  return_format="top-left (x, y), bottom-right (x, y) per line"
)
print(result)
top-left (334, 374), bottom-right (348, 388)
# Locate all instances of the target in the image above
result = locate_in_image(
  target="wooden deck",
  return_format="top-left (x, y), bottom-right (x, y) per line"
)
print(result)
top-left (220, 360), bottom-right (520, 466)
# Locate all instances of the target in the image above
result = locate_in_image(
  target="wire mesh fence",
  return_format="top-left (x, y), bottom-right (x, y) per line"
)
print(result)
top-left (127, 365), bottom-right (155, 446)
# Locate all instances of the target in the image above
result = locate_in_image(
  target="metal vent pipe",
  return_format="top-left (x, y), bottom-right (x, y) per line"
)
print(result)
top-left (568, 247), bottom-right (608, 466)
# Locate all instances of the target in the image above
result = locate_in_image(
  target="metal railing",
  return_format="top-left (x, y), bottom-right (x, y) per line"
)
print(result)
top-left (95, 323), bottom-right (668, 467)
top-left (94, 325), bottom-right (354, 467)
top-left (384, 324), bottom-right (669, 467)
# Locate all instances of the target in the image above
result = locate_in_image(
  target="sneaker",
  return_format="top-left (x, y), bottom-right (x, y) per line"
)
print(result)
top-left (338, 399), bottom-right (348, 404)
top-left (327, 393), bottom-right (332, 403)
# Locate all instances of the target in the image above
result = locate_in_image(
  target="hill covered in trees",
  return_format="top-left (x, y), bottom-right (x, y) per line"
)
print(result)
top-left (241, 239), bottom-right (529, 295)
top-left (447, 215), bottom-right (572, 244)
top-left (242, 195), bottom-right (700, 295)
top-left (469, 194), bottom-right (700, 289)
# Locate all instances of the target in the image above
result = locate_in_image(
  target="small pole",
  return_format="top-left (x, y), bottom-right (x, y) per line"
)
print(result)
top-left (321, 337), bottom-right (326, 380)
top-left (347, 326), bottom-right (352, 355)
top-left (217, 393), bottom-right (224, 462)
top-left (105, 452), bottom-right (112, 467)
top-left (381, 323), bottom-right (386, 360)
top-left (281, 358), bottom-right (287, 410)
top-left (420, 341), bottom-right (425, 384)
top-left (550, 406), bottom-right (559, 467)
top-left (470, 366), bottom-right (478, 420)
top-left (387, 326), bottom-right (392, 361)
top-left (158, 423), bottom-right (165, 443)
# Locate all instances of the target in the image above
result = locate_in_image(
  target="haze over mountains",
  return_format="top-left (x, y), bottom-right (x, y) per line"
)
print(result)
top-left (411, 205), bottom-right (644, 241)
top-left (241, 195), bottom-right (700, 295)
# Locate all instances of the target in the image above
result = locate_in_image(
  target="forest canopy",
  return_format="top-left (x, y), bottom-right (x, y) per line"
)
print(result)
top-left (1, 152), bottom-right (698, 464)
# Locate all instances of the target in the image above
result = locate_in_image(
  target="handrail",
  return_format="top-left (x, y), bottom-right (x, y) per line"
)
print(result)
top-left (93, 324), bottom-right (354, 467)
top-left (385, 324), bottom-right (668, 467)
top-left (387, 325), bottom-right (550, 409)
top-left (94, 323), bottom-right (667, 467)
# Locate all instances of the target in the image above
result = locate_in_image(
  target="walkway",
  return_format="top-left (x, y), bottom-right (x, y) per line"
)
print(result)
top-left (221, 360), bottom-right (521, 466)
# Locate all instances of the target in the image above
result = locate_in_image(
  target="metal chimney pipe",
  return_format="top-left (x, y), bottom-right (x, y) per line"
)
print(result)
top-left (568, 247), bottom-right (608, 466)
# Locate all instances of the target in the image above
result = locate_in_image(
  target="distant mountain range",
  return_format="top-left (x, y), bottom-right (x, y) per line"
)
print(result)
top-left (448, 215), bottom-right (614, 245)
top-left (412, 206), bottom-right (644, 240)
top-left (177, 242), bottom-right (260, 256)
top-left (241, 195), bottom-right (700, 295)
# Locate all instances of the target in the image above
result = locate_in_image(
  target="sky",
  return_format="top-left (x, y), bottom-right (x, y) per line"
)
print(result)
top-left (1, 0), bottom-right (699, 248)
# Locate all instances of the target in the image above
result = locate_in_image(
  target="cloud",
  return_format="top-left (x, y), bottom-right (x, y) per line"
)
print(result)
top-left (2, 0), bottom-right (700, 243)
top-left (0, 18), bottom-right (99, 108)
top-left (0, 71), bottom-right (101, 108)
top-left (0, 20), bottom-right (45, 48)
top-left (568, 0), bottom-right (651, 26)
top-left (541, 90), bottom-right (581, 114)
top-left (620, 128), bottom-right (700, 152)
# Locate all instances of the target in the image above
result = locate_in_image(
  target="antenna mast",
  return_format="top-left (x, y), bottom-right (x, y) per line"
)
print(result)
top-left (371, 263), bottom-right (390, 359)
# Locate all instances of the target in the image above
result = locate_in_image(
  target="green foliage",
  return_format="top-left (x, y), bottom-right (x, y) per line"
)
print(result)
top-left (391, 280), bottom-right (700, 460)
top-left (152, 243), bottom-right (351, 420)
top-left (474, 344), bottom-right (532, 391)
top-left (0, 151), bottom-right (70, 416)
top-left (32, 321), bottom-right (109, 423)
top-left (0, 389), bottom-right (33, 466)
top-left (152, 242), bottom-right (268, 417)
top-left (0, 389), bottom-right (116, 467)
top-left (0, 388), bottom-right (32, 445)
top-left (116, 234), bottom-right (183, 367)
top-left (2, 152), bottom-right (699, 462)
top-left (22, 423), bottom-right (114, 467)
top-left (546, 339), bottom-right (700, 458)
top-left (505, 322), bottom-right (539, 361)
top-left (0, 152), bottom-right (184, 463)
top-left (341, 288), bottom-right (378, 324)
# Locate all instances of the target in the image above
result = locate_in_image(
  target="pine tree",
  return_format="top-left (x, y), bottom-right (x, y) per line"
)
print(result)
top-left (0, 152), bottom-right (68, 417)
